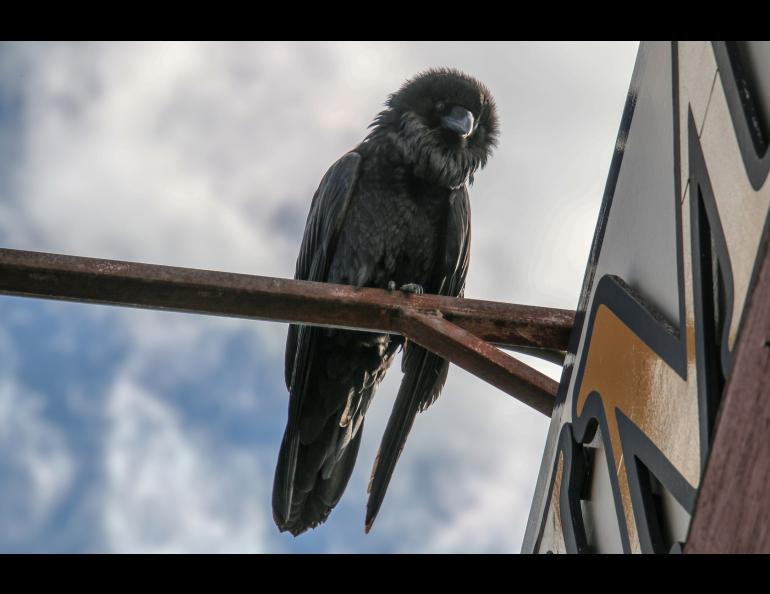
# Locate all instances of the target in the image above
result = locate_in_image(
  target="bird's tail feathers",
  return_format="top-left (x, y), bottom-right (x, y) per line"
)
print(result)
top-left (272, 429), bottom-right (300, 531)
top-left (274, 420), bottom-right (364, 536)
top-left (365, 345), bottom-right (448, 532)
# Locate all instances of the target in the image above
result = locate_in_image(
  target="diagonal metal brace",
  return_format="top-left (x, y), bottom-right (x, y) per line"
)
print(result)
top-left (0, 248), bottom-right (571, 416)
top-left (399, 311), bottom-right (558, 416)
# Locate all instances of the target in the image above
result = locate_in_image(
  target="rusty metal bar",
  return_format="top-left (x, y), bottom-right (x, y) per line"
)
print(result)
top-left (0, 248), bottom-right (574, 350)
top-left (399, 311), bottom-right (557, 416)
top-left (0, 248), bottom-right (572, 417)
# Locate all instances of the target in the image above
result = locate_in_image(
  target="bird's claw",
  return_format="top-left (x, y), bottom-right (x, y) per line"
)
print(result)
top-left (399, 283), bottom-right (424, 295)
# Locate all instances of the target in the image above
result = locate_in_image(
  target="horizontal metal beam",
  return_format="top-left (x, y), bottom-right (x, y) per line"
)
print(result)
top-left (0, 248), bottom-right (571, 416)
top-left (0, 248), bottom-right (574, 350)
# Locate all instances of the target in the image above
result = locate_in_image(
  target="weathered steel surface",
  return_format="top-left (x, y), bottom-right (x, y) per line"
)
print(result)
top-left (0, 248), bottom-right (570, 416)
top-left (685, 236), bottom-right (770, 554)
top-left (400, 311), bottom-right (557, 416)
top-left (0, 248), bottom-right (574, 351)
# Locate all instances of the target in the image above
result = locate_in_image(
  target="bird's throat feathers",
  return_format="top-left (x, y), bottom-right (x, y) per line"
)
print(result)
top-left (365, 111), bottom-right (490, 190)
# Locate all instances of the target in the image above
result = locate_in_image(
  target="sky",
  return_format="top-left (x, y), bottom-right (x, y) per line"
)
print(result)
top-left (0, 41), bottom-right (639, 553)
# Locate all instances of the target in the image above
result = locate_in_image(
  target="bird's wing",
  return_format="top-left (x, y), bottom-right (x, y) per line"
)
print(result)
top-left (284, 151), bottom-right (361, 386)
top-left (275, 152), bottom-right (361, 524)
top-left (365, 187), bottom-right (471, 531)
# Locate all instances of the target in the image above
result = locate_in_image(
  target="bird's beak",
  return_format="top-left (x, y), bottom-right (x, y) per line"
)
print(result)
top-left (441, 106), bottom-right (475, 138)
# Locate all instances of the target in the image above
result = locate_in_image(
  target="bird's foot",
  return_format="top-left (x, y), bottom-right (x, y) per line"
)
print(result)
top-left (387, 281), bottom-right (424, 295)
top-left (399, 283), bottom-right (424, 295)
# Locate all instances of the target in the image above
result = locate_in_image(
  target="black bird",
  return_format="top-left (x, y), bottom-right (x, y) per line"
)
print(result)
top-left (273, 68), bottom-right (499, 536)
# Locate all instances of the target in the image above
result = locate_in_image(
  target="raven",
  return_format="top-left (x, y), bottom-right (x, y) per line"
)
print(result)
top-left (273, 68), bottom-right (499, 536)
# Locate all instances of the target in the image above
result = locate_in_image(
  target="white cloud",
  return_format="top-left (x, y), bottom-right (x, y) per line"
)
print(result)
top-left (0, 41), bottom-right (639, 552)
top-left (103, 376), bottom-right (274, 553)
top-left (420, 385), bottom-right (552, 552)
top-left (1, 42), bottom-right (415, 278)
top-left (0, 376), bottom-right (74, 541)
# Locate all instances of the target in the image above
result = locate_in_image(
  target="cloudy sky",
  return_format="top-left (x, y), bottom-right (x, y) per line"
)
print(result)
top-left (0, 41), bottom-right (638, 553)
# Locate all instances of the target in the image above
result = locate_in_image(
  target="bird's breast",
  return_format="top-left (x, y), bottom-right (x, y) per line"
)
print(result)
top-left (328, 165), bottom-right (449, 292)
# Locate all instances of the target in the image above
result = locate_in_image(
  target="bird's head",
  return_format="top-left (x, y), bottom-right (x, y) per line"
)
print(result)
top-left (367, 68), bottom-right (499, 188)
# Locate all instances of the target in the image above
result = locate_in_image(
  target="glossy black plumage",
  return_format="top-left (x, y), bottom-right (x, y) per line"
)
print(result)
top-left (273, 69), bottom-right (499, 536)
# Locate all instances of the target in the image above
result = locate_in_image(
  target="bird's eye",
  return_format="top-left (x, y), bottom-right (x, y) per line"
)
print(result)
top-left (436, 101), bottom-right (446, 112)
